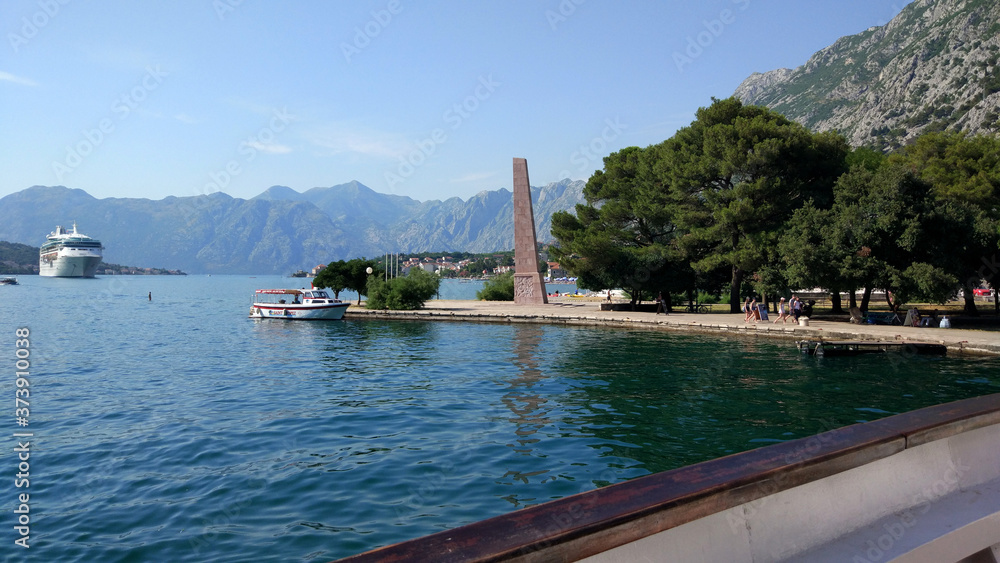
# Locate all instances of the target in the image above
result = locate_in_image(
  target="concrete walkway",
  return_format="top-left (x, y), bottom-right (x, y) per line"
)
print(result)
top-left (344, 299), bottom-right (1000, 356)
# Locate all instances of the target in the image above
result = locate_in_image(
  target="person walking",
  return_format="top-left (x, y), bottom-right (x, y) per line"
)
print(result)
top-left (791, 295), bottom-right (803, 322)
top-left (746, 297), bottom-right (759, 323)
top-left (773, 297), bottom-right (790, 323)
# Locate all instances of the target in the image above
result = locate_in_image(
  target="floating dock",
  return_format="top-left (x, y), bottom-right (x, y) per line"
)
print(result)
top-left (797, 340), bottom-right (948, 356)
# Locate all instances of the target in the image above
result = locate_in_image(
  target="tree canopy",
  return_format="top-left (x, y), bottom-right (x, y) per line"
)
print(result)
top-left (365, 267), bottom-right (441, 310)
top-left (313, 258), bottom-right (381, 304)
top-left (550, 97), bottom-right (1000, 314)
top-left (653, 98), bottom-right (849, 312)
top-left (550, 145), bottom-right (693, 306)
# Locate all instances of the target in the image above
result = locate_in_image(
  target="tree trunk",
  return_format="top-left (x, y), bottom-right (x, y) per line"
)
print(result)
top-left (849, 289), bottom-right (857, 310)
top-left (729, 266), bottom-right (744, 313)
top-left (963, 290), bottom-right (979, 316)
top-left (860, 287), bottom-right (873, 312)
top-left (830, 290), bottom-right (845, 315)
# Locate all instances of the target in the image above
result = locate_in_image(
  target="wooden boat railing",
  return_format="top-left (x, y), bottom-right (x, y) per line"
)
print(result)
top-left (334, 393), bottom-right (1000, 563)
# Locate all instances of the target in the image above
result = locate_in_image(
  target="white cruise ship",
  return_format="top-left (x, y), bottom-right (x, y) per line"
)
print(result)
top-left (39, 223), bottom-right (104, 277)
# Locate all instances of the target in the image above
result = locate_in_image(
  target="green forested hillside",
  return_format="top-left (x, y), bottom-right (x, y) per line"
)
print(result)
top-left (0, 241), bottom-right (38, 274)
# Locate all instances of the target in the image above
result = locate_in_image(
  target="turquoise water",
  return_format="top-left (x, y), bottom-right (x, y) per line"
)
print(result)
top-left (1, 275), bottom-right (997, 561)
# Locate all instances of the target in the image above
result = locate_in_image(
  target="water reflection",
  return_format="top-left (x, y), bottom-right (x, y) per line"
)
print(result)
top-left (501, 325), bottom-right (551, 456)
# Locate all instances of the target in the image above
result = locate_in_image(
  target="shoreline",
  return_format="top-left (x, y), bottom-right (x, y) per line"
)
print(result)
top-left (344, 299), bottom-right (1000, 356)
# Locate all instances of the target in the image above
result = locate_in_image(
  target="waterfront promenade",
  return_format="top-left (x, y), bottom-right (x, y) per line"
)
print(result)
top-left (346, 298), bottom-right (1000, 356)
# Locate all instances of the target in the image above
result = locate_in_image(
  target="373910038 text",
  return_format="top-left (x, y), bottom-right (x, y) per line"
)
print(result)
top-left (14, 327), bottom-right (32, 549)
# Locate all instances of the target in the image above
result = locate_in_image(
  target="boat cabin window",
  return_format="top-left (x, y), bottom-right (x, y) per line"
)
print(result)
top-left (304, 290), bottom-right (331, 300)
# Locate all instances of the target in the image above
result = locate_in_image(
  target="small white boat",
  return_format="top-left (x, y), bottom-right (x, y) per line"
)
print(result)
top-left (249, 289), bottom-right (349, 320)
top-left (0, 276), bottom-right (19, 285)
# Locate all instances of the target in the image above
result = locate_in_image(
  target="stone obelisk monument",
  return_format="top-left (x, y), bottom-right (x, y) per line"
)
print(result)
top-left (512, 158), bottom-right (548, 305)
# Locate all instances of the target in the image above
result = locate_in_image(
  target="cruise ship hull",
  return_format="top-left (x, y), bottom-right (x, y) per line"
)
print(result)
top-left (38, 224), bottom-right (104, 278)
top-left (39, 252), bottom-right (102, 277)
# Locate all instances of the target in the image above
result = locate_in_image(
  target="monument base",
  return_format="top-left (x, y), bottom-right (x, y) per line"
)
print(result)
top-left (514, 273), bottom-right (548, 305)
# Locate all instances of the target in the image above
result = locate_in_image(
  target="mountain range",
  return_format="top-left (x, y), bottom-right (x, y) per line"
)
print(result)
top-left (0, 180), bottom-right (585, 275)
top-left (9, 0), bottom-right (996, 276)
top-left (735, 0), bottom-right (1000, 150)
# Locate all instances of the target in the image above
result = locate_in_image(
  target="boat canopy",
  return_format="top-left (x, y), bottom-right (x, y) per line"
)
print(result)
top-left (256, 289), bottom-right (304, 295)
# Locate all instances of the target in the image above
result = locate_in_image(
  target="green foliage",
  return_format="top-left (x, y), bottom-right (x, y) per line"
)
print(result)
top-left (550, 145), bottom-right (694, 304)
top-left (696, 290), bottom-right (721, 304)
top-left (845, 146), bottom-right (886, 172)
top-left (365, 267), bottom-right (441, 310)
top-left (313, 257), bottom-right (381, 303)
top-left (0, 242), bottom-right (40, 274)
top-left (823, 163), bottom-right (958, 309)
top-left (476, 271), bottom-right (514, 301)
top-left (894, 262), bottom-right (958, 305)
top-left (892, 131), bottom-right (1000, 207)
top-left (312, 261), bottom-right (351, 299)
top-left (549, 96), bottom-right (999, 314)
top-left (653, 97), bottom-right (849, 311)
top-left (890, 131), bottom-right (1000, 313)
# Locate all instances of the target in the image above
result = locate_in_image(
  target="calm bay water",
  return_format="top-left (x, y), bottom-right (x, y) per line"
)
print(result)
top-left (1, 275), bottom-right (998, 562)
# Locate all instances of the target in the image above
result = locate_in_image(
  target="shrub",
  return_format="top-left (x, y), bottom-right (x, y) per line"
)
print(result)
top-left (477, 272), bottom-right (514, 301)
top-left (697, 291), bottom-right (721, 304)
top-left (365, 267), bottom-right (441, 310)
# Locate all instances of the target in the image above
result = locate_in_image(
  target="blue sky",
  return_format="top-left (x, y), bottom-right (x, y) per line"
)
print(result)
top-left (1, 0), bottom-right (909, 203)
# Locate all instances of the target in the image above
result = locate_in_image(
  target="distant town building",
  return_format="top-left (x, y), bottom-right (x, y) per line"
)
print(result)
top-left (547, 262), bottom-right (567, 279)
top-left (311, 264), bottom-right (326, 276)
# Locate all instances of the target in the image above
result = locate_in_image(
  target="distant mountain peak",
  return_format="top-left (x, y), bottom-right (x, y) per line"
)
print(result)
top-left (0, 179), bottom-right (585, 274)
top-left (253, 185), bottom-right (302, 200)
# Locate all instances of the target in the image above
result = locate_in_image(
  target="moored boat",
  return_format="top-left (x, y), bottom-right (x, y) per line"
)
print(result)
top-left (39, 222), bottom-right (103, 278)
top-left (0, 276), bottom-right (19, 285)
top-left (797, 339), bottom-right (948, 356)
top-left (249, 288), bottom-right (349, 320)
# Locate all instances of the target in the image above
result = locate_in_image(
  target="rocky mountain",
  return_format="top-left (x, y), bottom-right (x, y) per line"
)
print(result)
top-left (0, 180), bottom-right (585, 274)
top-left (735, 0), bottom-right (1000, 150)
